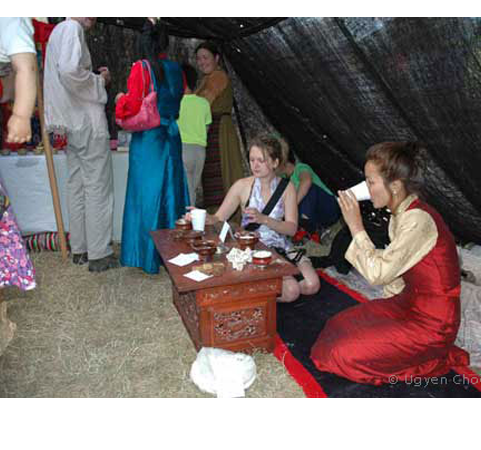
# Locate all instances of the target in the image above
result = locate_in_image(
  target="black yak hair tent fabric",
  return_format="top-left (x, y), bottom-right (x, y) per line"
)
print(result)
top-left (95, 17), bottom-right (481, 244)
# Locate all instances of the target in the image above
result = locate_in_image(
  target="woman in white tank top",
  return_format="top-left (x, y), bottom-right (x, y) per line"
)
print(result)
top-left (196, 134), bottom-right (320, 303)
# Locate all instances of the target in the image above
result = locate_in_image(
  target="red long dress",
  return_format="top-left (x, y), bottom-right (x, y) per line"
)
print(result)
top-left (310, 198), bottom-right (469, 385)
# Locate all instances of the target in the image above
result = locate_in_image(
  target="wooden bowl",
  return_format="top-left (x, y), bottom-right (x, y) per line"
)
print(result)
top-left (192, 240), bottom-right (217, 260)
top-left (235, 231), bottom-right (259, 250)
top-left (252, 250), bottom-right (273, 268)
top-left (183, 230), bottom-right (203, 245)
top-left (175, 218), bottom-right (193, 231)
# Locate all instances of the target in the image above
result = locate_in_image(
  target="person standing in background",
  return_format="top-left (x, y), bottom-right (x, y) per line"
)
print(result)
top-left (44, 17), bottom-right (118, 272)
top-left (115, 19), bottom-right (189, 274)
top-left (195, 41), bottom-right (244, 213)
top-left (177, 63), bottom-right (212, 206)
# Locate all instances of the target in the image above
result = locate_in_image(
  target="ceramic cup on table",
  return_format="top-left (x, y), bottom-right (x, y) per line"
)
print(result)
top-left (234, 231), bottom-right (259, 250)
top-left (252, 250), bottom-right (273, 269)
top-left (175, 217), bottom-right (193, 231)
top-left (192, 240), bottom-right (217, 261)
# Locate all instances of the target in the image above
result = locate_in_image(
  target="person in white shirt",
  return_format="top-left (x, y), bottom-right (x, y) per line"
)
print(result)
top-left (0, 17), bottom-right (37, 143)
top-left (43, 17), bottom-right (119, 272)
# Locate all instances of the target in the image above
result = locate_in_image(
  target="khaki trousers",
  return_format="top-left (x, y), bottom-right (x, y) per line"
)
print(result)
top-left (66, 126), bottom-right (114, 260)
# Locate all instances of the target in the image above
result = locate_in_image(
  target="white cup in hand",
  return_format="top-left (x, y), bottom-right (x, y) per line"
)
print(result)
top-left (191, 208), bottom-right (207, 231)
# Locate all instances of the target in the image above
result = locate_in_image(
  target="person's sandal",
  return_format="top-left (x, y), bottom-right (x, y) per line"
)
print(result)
top-left (88, 254), bottom-right (120, 273)
top-left (72, 252), bottom-right (88, 265)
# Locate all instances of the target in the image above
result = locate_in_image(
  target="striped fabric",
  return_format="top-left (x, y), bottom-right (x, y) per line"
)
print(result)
top-left (201, 114), bottom-right (224, 208)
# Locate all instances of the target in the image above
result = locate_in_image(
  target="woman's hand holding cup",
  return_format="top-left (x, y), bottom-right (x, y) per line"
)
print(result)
top-left (337, 190), bottom-right (364, 237)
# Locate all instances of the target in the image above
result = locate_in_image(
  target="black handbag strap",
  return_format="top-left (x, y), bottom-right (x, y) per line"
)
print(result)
top-left (245, 177), bottom-right (289, 231)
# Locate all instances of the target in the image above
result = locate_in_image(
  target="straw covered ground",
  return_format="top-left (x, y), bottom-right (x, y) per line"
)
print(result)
top-left (0, 240), bottom-right (328, 398)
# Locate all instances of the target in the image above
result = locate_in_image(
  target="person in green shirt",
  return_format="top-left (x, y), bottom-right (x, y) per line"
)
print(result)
top-left (278, 138), bottom-right (340, 235)
top-left (177, 64), bottom-right (212, 206)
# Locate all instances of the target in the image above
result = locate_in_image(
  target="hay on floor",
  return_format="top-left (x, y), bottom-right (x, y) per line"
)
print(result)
top-left (0, 250), bottom-right (305, 398)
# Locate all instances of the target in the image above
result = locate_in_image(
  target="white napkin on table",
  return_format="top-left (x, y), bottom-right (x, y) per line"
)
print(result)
top-left (168, 252), bottom-right (199, 266)
top-left (184, 270), bottom-right (212, 282)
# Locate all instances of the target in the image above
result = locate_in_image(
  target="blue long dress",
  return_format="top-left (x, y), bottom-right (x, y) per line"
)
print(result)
top-left (121, 59), bottom-right (189, 274)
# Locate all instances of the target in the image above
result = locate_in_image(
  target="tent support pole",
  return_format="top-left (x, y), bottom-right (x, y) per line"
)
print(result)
top-left (35, 64), bottom-right (68, 261)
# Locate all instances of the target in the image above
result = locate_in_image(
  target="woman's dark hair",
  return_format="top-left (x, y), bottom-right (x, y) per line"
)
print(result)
top-left (135, 19), bottom-right (169, 85)
top-left (182, 63), bottom-right (198, 92)
top-left (366, 141), bottom-right (425, 196)
top-left (195, 41), bottom-right (221, 59)
top-left (248, 134), bottom-right (284, 167)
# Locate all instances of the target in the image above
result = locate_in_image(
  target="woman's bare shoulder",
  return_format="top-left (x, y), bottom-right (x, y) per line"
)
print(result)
top-left (229, 176), bottom-right (251, 193)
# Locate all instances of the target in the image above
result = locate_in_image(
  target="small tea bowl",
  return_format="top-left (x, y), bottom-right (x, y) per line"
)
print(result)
top-left (192, 240), bottom-right (217, 260)
top-left (235, 231), bottom-right (259, 250)
top-left (175, 218), bottom-right (193, 231)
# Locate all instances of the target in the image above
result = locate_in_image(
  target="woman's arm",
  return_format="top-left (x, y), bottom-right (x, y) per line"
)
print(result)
top-left (345, 208), bottom-right (438, 286)
top-left (207, 178), bottom-right (246, 224)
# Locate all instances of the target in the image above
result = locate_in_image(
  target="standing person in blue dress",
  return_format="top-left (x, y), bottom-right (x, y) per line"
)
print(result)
top-left (115, 18), bottom-right (189, 274)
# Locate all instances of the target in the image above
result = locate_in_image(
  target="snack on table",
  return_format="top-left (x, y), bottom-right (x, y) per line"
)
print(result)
top-left (193, 262), bottom-right (225, 276)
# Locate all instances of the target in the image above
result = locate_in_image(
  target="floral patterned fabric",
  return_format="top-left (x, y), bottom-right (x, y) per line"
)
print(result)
top-left (0, 182), bottom-right (36, 291)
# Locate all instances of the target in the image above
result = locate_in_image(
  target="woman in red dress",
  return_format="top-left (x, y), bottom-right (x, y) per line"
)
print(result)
top-left (310, 142), bottom-right (469, 385)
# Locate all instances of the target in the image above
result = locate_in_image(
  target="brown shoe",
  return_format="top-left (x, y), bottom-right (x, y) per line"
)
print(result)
top-left (88, 254), bottom-right (120, 273)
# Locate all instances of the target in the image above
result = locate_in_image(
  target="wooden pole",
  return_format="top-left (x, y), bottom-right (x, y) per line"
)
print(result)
top-left (35, 64), bottom-right (68, 260)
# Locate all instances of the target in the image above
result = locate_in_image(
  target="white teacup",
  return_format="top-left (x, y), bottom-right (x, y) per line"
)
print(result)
top-left (191, 208), bottom-right (207, 231)
top-left (345, 181), bottom-right (371, 201)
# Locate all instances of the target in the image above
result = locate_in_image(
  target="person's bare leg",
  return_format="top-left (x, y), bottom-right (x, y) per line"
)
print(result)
top-left (298, 261), bottom-right (320, 296)
top-left (278, 276), bottom-right (301, 303)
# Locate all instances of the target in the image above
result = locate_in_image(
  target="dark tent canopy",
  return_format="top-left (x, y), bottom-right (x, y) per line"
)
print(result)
top-left (94, 17), bottom-right (481, 244)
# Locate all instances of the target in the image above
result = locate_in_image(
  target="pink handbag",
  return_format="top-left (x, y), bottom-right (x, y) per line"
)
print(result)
top-left (115, 60), bottom-right (161, 132)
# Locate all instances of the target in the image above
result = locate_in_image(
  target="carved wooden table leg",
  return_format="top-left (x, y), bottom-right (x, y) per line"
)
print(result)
top-left (0, 292), bottom-right (17, 356)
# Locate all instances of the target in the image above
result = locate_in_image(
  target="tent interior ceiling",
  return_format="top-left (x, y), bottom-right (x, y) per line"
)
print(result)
top-left (95, 17), bottom-right (481, 243)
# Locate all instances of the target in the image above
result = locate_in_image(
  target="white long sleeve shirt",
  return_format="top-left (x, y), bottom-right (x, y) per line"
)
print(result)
top-left (43, 19), bottom-right (109, 136)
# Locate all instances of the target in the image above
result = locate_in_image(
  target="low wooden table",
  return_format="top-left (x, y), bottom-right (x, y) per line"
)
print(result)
top-left (151, 229), bottom-right (299, 353)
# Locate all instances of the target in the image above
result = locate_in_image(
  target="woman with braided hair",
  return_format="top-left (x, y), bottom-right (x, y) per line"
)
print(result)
top-left (311, 141), bottom-right (469, 385)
